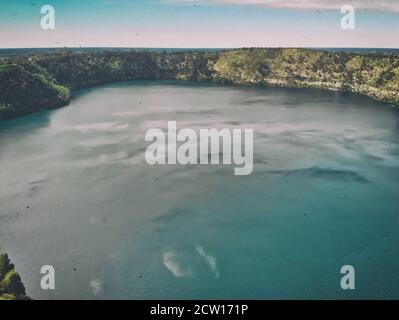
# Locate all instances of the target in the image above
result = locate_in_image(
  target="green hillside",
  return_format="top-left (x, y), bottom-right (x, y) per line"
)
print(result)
top-left (1, 48), bottom-right (398, 120)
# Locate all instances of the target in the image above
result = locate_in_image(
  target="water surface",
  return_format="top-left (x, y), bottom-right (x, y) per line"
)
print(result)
top-left (1, 81), bottom-right (399, 299)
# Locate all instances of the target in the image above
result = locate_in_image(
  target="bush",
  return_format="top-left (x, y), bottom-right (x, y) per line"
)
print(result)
top-left (0, 253), bottom-right (29, 300)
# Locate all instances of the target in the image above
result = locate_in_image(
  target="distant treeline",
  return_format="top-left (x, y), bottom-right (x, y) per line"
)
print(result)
top-left (1, 48), bottom-right (398, 120)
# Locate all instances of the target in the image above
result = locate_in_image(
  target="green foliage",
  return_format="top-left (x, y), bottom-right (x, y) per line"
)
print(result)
top-left (0, 294), bottom-right (17, 300)
top-left (0, 253), bottom-right (29, 300)
top-left (0, 61), bottom-right (72, 120)
top-left (0, 64), bottom-right (17, 72)
top-left (213, 48), bottom-right (399, 105)
top-left (0, 270), bottom-right (25, 295)
top-left (0, 48), bottom-right (398, 120)
top-left (51, 83), bottom-right (71, 101)
top-left (0, 253), bottom-right (13, 279)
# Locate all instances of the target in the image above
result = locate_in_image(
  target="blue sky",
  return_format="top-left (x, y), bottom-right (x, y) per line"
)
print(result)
top-left (0, 0), bottom-right (398, 48)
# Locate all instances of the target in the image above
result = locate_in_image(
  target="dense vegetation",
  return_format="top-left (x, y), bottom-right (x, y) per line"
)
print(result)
top-left (0, 62), bottom-right (71, 120)
top-left (0, 253), bottom-right (29, 300)
top-left (0, 48), bottom-right (398, 120)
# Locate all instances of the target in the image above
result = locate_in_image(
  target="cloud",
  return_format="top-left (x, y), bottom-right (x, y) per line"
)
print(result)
top-left (195, 245), bottom-right (220, 279)
top-left (89, 278), bottom-right (104, 295)
top-left (182, 0), bottom-right (399, 13)
top-left (163, 251), bottom-right (192, 278)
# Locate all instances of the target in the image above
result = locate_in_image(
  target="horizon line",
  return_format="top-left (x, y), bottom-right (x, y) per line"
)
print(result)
top-left (1, 46), bottom-right (399, 50)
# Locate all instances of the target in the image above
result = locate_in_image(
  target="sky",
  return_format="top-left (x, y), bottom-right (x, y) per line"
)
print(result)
top-left (0, 0), bottom-right (398, 48)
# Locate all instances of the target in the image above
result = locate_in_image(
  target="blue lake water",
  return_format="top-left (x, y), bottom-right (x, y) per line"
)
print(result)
top-left (0, 81), bottom-right (399, 299)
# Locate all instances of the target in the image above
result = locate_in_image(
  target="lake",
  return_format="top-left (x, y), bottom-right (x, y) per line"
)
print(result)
top-left (1, 81), bottom-right (399, 299)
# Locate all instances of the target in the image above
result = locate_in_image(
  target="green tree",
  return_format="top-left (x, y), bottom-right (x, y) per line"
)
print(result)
top-left (0, 253), bottom-right (29, 300)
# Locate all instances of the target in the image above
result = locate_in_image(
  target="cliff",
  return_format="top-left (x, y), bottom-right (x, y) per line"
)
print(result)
top-left (214, 48), bottom-right (399, 106)
top-left (0, 63), bottom-right (70, 120)
top-left (0, 48), bottom-right (398, 120)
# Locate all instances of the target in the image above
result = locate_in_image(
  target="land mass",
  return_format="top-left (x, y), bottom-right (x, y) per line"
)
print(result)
top-left (1, 48), bottom-right (399, 120)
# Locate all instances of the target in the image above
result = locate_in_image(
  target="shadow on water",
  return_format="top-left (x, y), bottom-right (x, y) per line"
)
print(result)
top-left (0, 110), bottom-right (52, 134)
top-left (266, 166), bottom-right (370, 184)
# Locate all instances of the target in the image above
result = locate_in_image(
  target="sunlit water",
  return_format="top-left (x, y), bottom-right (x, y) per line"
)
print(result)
top-left (1, 81), bottom-right (399, 299)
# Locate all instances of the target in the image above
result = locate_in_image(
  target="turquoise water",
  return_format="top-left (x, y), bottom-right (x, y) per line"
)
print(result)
top-left (0, 81), bottom-right (399, 299)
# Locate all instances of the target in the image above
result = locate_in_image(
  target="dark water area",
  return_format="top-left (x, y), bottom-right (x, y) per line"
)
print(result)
top-left (1, 81), bottom-right (399, 299)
